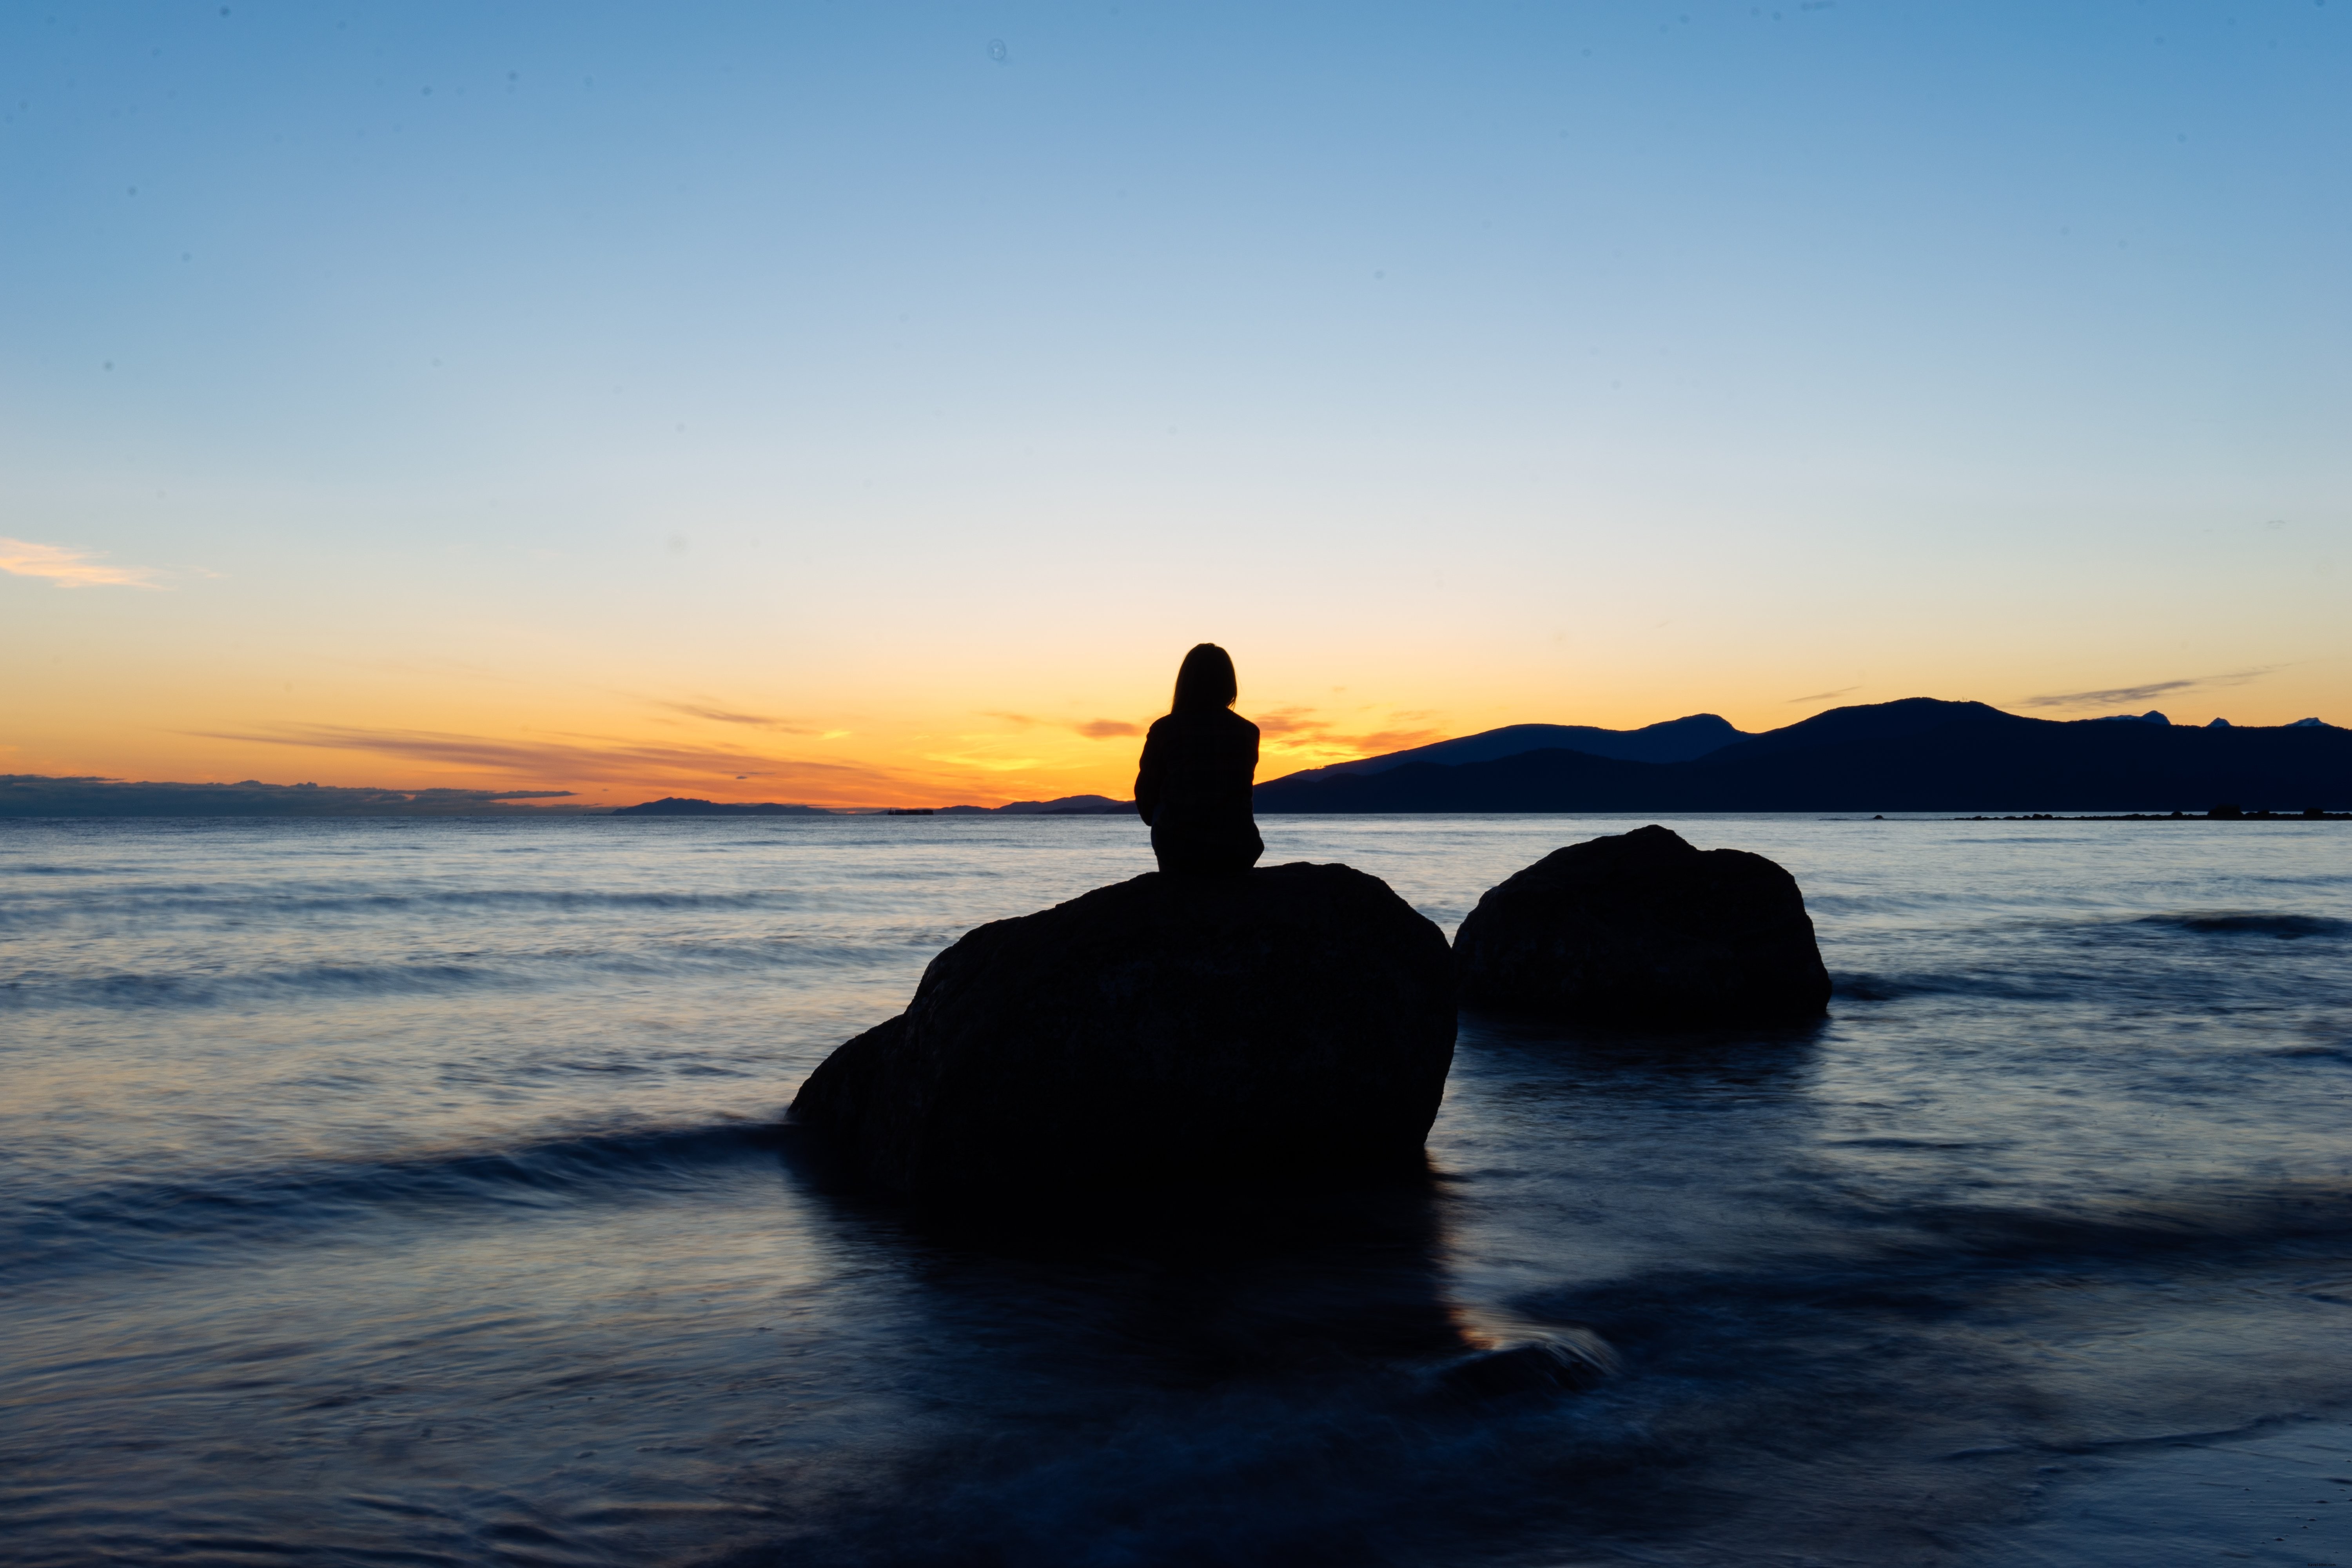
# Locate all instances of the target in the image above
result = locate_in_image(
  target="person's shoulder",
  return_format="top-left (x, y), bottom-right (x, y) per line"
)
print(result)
top-left (1225, 710), bottom-right (1260, 738)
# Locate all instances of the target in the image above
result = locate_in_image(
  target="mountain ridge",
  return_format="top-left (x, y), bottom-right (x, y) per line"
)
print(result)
top-left (1262, 713), bottom-right (1751, 787)
top-left (1254, 698), bottom-right (2348, 813)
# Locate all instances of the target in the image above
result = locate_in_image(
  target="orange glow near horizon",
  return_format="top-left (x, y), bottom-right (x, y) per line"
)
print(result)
top-left (8, 557), bottom-right (2345, 811)
top-left (2, 658), bottom-right (1474, 808)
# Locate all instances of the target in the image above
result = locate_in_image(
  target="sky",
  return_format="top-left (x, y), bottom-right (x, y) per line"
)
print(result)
top-left (3, 0), bottom-right (2346, 808)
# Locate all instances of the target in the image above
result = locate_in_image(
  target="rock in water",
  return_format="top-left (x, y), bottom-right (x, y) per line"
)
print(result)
top-left (790, 863), bottom-right (1456, 1196)
top-left (1454, 824), bottom-right (1830, 1025)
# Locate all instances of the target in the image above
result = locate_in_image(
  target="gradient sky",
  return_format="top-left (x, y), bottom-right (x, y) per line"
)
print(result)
top-left (4, 1), bottom-right (2346, 807)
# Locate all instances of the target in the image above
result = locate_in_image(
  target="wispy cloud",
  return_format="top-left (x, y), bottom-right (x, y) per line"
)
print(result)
top-left (1251, 706), bottom-right (1447, 760)
top-left (1786, 686), bottom-right (1859, 704)
top-left (0, 537), bottom-right (162, 588)
top-left (653, 700), bottom-right (812, 733)
top-left (1335, 726), bottom-right (1449, 755)
top-left (184, 722), bottom-right (926, 803)
top-left (920, 748), bottom-right (1046, 772)
top-left (987, 711), bottom-right (1143, 740)
top-left (1255, 708), bottom-right (1323, 737)
top-left (2024, 668), bottom-right (2276, 711)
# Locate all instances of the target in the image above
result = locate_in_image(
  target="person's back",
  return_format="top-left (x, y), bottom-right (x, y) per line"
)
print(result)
top-left (1134, 644), bottom-right (1264, 876)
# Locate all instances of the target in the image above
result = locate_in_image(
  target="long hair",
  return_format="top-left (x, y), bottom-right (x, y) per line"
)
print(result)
top-left (1171, 642), bottom-right (1238, 713)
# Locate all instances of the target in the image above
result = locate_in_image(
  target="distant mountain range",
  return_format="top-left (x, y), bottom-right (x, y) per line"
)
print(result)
top-left (611, 797), bottom-right (838, 816)
top-left (0, 775), bottom-right (582, 818)
top-left (939, 794), bottom-right (1133, 816)
top-left (1267, 714), bottom-right (1751, 786)
top-left (0, 780), bottom-right (1138, 820)
top-left (1253, 699), bottom-right (2348, 814)
top-left (614, 794), bottom-right (1134, 817)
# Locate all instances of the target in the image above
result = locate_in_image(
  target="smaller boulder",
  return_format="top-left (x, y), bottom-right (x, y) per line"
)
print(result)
top-left (1454, 824), bottom-right (1829, 1025)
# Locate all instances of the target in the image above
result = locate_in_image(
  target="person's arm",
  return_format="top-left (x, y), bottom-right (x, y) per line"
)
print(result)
top-left (1134, 723), bottom-right (1163, 823)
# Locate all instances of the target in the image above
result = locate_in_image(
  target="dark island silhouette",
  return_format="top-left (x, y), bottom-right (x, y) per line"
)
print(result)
top-left (611, 797), bottom-right (838, 816)
top-left (0, 775), bottom-right (583, 818)
top-left (612, 794), bottom-right (1138, 817)
top-left (939, 795), bottom-right (1132, 816)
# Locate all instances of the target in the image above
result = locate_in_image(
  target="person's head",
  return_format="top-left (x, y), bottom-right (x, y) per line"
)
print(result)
top-left (1171, 643), bottom-right (1238, 713)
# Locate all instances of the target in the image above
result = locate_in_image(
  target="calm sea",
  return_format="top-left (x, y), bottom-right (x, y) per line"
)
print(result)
top-left (4, 814), bottom-right (2350, 1567)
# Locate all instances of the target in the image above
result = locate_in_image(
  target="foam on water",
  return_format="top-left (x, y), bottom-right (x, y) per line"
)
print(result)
top-left (3, 813), bottom-right (2350, 1566)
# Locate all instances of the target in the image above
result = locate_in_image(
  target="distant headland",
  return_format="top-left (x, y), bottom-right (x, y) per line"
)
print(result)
top-left (610, 794), bottom-right (1134, 818)
top-left (1250, 699), bottom-right (2347, 815)
top-left (0, 775), bottom-right (586, 819)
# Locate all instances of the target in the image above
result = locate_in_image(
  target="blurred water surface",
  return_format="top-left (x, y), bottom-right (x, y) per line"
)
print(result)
top-left (4, 813), bottom-right (2350, 1566)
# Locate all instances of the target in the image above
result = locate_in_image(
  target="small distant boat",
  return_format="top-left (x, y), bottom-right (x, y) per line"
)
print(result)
top-left (885, 807), bottom-right (935, 816)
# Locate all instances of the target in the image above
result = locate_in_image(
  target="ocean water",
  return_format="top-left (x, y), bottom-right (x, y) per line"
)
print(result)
top-left (4, 813), bottom-right (2351, 1568)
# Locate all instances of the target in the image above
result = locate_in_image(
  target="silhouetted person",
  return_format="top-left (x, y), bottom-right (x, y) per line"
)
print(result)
top-left (1135, 643), bottom-right (1265, 876)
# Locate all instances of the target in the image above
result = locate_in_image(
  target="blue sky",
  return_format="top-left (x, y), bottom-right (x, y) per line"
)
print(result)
top-left (3, 1), bottom-right (2345, 802)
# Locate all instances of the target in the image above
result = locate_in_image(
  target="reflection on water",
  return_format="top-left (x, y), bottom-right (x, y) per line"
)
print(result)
top-left (2, 814), bottom-right (2350, 1565)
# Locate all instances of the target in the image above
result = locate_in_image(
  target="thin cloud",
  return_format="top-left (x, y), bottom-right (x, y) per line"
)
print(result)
top-left (1786, 686), bottom-right (1859, 704)
top-left (185, 722), bottom-right (922, 800)
top-left (985, 711), bottom-right (1141, 740)
top-left (1333, 726), bottom-right (1448, 755)
top-left (919, 749), bottom-right (1046, 773)
top-left (0, 537), bottom-right (162, 588)
top-left (654, 700), bottom-right (812, 733)
top-left (1251, 706), bottom-right (1445, 759)
top-left (2024, 668), bottom-right (2276, 711)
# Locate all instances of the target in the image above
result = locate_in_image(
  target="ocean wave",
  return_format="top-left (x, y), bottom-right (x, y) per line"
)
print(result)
top-left (1829, 970), bottom-right (2083, 1003)
top-left (2129, 911), bottom-right (2350, 940)
top-left (5, 1119), bottom-right (784, 1284)
top-left (0, 960), bottom-right (515, 1009)
top-left (2266, 1041), bottom-right (2352, 1063)
top-left (1803, 889), bottom-right (2010, 916)
top-left (1893, 1188), bottom-right (2352, 1259)
top-left (1510, 1182), bottom-right (2352, 1347)
top-left (0, 938), bottom-right (909, 1011)
top-left (0, 885), bottom-right (806, 930)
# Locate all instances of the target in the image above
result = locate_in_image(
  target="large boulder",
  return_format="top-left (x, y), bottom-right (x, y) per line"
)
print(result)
top-left (790, 862), bottom-right (1457, 1196)
top-left (1454, 825), bottom-right (1829, 1025)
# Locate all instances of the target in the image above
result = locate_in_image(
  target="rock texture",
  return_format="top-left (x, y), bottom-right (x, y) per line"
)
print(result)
top-left (790, 862), bottom-right (1456, 1196)
top-left (1453, 824), bottom-right (1829, 1025)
